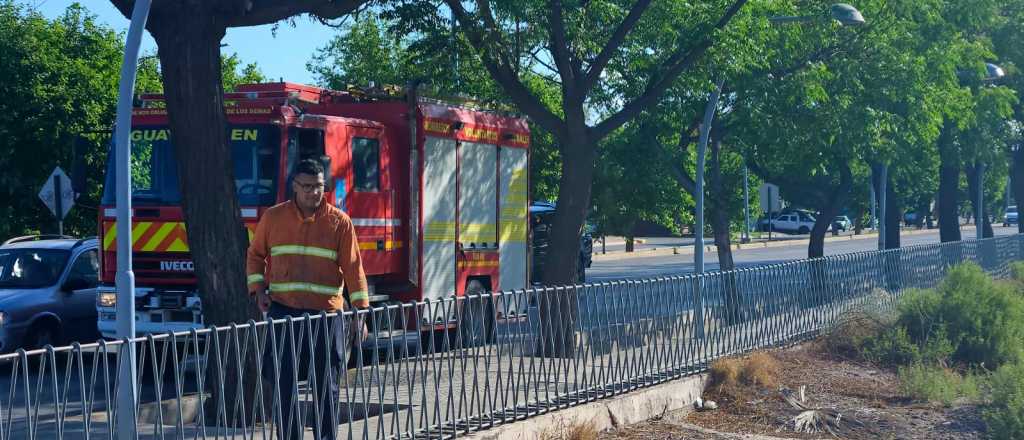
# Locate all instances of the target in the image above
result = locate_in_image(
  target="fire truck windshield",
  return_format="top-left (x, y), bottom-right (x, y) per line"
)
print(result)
top-left (101, 125), bottom-right (281, 206)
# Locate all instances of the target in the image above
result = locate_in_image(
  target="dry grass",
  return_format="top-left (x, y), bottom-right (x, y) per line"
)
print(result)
top-left (741, 352), bottom-right (781, 388)
top-left (540, 419), bottom-right (599, 440)
top-left (706, 353), bottom-right (783, 414)
top-left (709, 353), bottom-right (782, 390)
top-left (708, 357), bottom-right (743, 389)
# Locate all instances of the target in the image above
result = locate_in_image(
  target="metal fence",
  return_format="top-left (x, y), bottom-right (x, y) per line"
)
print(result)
top-left (1, 235), bottom-right (1022, 439)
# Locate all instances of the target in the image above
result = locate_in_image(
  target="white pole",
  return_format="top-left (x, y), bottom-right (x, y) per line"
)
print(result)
top-left (870, 184), bottom-right (876, 231)
top-left (114, 0), bottom-right (150, 437)
top-left (743, 164), bottom-right (750, 243)
top-left (878, 164), bottom-right (887, 250)
top-left (695, 79), bottom-right (724, 274)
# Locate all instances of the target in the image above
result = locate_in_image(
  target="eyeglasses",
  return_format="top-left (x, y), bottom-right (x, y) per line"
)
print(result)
top-left (293, 180), bottom-right (326, 193)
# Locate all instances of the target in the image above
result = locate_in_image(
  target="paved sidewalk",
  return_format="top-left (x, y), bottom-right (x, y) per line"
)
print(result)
top-left (593, 226), bottom-right (975, 262)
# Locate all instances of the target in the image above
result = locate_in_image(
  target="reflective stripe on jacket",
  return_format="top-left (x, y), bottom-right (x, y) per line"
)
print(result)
top-left (246, 200), bottom-right (369, 311)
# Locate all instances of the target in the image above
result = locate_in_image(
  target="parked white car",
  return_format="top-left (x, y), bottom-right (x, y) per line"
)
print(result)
top-left (832, 216), bottom-right (852, 232)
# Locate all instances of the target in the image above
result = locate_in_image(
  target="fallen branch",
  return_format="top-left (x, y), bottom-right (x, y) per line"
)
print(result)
top-left (781, 387), bottom-right (864, 436)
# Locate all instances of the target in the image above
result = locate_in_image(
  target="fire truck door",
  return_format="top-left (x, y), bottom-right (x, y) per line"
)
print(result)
top-left (498, 146), bottom-right (529, 315)
top-left (457, 141), bottom-right (498, 250)
top-left (422, 136), bottom-right (457, 305)
top-left (345, 127), bottom-right (396, 254)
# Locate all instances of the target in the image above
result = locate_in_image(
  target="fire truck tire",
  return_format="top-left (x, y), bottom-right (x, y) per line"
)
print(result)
top-left (458, 280), bottom-right (495, 348)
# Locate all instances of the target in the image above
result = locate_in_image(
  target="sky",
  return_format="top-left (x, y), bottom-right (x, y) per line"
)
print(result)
top-left (25, 0), bottom-right (344, 84)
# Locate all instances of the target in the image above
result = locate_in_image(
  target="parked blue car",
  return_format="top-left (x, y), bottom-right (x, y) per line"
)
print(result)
top-left (0, 235), bottom-right (100, 351)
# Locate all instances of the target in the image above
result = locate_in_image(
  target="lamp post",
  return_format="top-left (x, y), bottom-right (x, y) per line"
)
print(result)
top-left (694, 79), bottom-right (724, 273)
top-left (695, 3), bottom-right (866, 271)
top-left (113, 0), bottom-right (151, 437)
top-left (742, 164), bottom-right (751, 243)
top-left (975, 62), bottom-right (1006, 241)
top-left (877, 164), bottom-right (888, 250)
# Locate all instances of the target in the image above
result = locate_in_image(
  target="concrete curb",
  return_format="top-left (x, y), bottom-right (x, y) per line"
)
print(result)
top-left (462, 374), bottom-right (709, 439)
top-left (592, 227), bottom-right (967, 262)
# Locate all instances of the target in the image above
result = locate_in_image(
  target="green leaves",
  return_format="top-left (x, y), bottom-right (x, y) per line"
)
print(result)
top-left (0, 1), bottom-right (122, 239)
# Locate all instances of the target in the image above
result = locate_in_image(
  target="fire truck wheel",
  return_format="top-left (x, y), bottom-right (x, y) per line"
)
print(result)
top-left (458, 280), bottom-right (495, 348)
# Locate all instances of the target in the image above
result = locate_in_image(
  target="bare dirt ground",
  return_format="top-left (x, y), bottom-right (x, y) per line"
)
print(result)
top-left (599, 343), bottom-right (985, 440)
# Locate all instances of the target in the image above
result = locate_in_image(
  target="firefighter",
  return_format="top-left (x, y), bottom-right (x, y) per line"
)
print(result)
top-left (246, 158), bottom-right (369, 440)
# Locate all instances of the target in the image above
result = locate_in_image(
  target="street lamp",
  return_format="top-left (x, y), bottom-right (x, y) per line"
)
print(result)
top-left (694, 3), bottom-right (866, 272)
top-left (768, 3), bottom-right (866, 26)
top-left (974, 62), bottom-right (1007, 240)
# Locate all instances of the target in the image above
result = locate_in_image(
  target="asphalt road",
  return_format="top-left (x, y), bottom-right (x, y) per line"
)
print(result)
top-left (596, 231), bottom-right (846, 254)
top-left (587, 226), bottom-right (1019, 282)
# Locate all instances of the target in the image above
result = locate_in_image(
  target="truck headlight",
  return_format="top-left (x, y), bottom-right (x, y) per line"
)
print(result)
top-left (0, 311), bottom-right (6, 327)
top-left (98, 292), bottom-right (117, 308)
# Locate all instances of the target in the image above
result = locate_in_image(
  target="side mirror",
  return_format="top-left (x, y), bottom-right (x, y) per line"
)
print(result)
top-left (61, 276), bottom-right (91, 293)
top-left (319, 154), bottom-right (334, 190)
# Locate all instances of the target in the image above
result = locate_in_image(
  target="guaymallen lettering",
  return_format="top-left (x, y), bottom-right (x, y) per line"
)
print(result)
top-left (130, 128), bottom-right (259, 142)
top-left (131, 129), bottom-right (169, 141)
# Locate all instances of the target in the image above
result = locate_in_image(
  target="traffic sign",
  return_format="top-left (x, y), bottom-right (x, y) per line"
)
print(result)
top-left (759, 183), bottom-right (781, 213)
top-left (38, 166), bottom-right (75, 220)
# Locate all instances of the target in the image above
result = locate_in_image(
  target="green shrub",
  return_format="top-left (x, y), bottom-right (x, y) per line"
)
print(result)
top-left (892, 263), bottom-right (1024, 369)
top-left (920, 326), bottom-right (956, 365)
top-left (984, 362), bottom-right (1024, 439)
top-left (935, 264), bottom-right (1024, 368)
top-left (863, 327), bottom-right (921, 366)
top-left (895, 288), bottom-right (942, 343)
top-left (1009, 261), bottom-right (1024, 286)
top-left (898, 363), bottom-right (981, 406)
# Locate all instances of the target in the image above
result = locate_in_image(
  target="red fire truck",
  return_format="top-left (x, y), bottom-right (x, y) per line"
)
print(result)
top-left (94, 82), bottom-right (530, 340)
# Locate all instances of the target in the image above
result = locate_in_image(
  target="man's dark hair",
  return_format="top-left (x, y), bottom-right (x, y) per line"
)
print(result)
top-left (293, 159), bottom-right (325, 178)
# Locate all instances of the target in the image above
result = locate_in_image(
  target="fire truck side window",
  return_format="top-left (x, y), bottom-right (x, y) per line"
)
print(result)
top-left (352, 137), bottom-right (380, 192)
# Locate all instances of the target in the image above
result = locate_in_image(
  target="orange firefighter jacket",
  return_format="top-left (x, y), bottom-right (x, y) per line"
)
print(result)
top-left (246, 200), bottom-right (369, 311)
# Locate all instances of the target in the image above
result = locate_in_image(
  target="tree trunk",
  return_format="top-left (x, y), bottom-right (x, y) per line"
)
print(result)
top-left (853, 208), bottom-right (865, 235)
top-left (937, 123), bottom-right (962, 242)
top-left (538, 136), bottom-right (595, 357)
top-left (809, 211), bottom-right (836, 258)
top-left (153, 14), bottom-right (259, 333)
top-left (965, 163), bottom-right (995, 238)
top-left (709, 137), bottom-right (741, 324)
top-left (885, 182), bottom-right (900, 249)
top-left (807, 163), bottom-right (852, 259)
top-left (709, 136), bottom-right (734, 272)
top-left (151, 15), bottom-right (262, 426)
top-left (541, 138), bottom-right (595, 284)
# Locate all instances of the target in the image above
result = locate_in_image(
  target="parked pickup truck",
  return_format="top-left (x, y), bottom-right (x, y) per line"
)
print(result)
top-left (757, 211), bottom-right (817, 235)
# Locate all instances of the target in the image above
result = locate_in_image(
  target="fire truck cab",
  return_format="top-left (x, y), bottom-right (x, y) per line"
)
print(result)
top-left (95, 83), bottom-right (530, 339)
